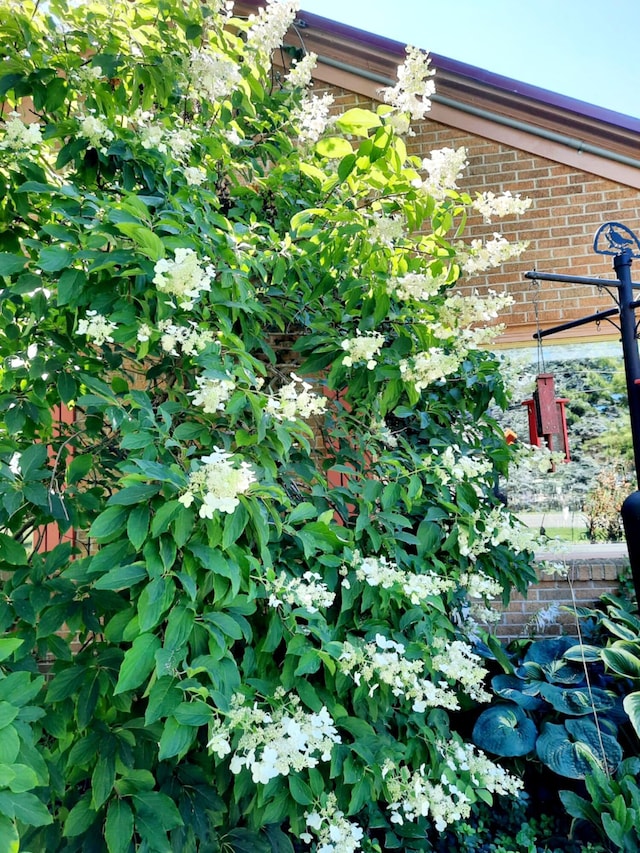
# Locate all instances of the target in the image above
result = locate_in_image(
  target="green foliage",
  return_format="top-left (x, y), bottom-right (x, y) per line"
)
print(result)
top-left (583, 467), bottom-right (632, 542)
top-left (0, 0), bottom-right (537, 849)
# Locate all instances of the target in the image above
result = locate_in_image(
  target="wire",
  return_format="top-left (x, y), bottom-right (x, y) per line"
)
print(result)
top-left (531, 266), bottom-right (546, 373)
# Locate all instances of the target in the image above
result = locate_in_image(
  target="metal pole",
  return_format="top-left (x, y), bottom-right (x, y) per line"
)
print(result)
top-left (614, 250), bottom-right (640, 486)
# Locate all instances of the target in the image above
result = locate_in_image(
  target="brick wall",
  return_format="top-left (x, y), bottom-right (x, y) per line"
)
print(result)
top-left (495, 554), bottom-right (628, 641)
top-left (316, 83), bottom-right (640, 344)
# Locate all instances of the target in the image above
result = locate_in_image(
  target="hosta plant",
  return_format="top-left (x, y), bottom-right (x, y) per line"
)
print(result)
top-left (0, 0), bottom-right (538, 850)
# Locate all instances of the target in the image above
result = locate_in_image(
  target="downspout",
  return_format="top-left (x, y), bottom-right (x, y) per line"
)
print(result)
top-left (316, 54), bottom-right (640, 172)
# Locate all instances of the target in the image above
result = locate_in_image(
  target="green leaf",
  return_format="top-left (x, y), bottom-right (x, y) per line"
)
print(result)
top-left (89, 505), bottom-right (128, 541)
top-left (91, 755), bottom-right (116, 810)
top-left (0, 791), bottom-right (52, 827)
top-left (536, 719), bottom-right (622, 779)
top-left (158, 716), bottom-right (195, 761)
top-left (0, 814), bottom-right (18, 853)
top-left (63, 796), bottom-right (97, 837)
top-left (0, 534), bottom-right (27, 567)
top-left (0, 638), bottom-right (23, 661)
top-left (57, 268), bottom-right (87, 307)
top-left (315, 137), bottom-right (353, 159)
top-left (107, 483), bottom-right (160, 506)
top-left (623, 691), bottom-right (640, 739)
top-left (145, 677), bottom-right (182, 725)
top-left (115, 223), bottom-right (165, 260)
top-left (5, 763), bottom-right (38, 793)
top-left (105, 799), bottom-right (134, 853)
top-left (132, 790), bottom-right (183, 833)
top-left (0, 726), bottom-right (19, 764)
top-left (93, 563), bottom-right (148, 591)
top-left (38, 246), bottom-right (73, 273)
top-left (603, 647), bottom-right (640, 679)
top-left (472, 703), bottom-right (537, 757)
top-left (0, 702), bottom-right (18, 729)
top-left (66, 453), bottom-right (92, 485)
top-left (288, 775), bottom-right (313, 805)
top-left (559, 789), bottom-right (601, 824)
top-left (138, 576), bottom-right (175, 632)
top-left (336, 107), bottom-right (382, 136)
top-left (0, 253), bottom-right (28, 276)
top-left (114, 633), bottom-right (161, 695)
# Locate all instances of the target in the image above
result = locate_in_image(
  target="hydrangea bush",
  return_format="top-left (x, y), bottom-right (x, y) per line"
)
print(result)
top-left (0, 0), bottom-right (537, 849)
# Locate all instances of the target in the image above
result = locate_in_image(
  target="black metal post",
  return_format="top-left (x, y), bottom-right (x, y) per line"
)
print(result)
top-left (614, 250), bottom-right (640, 599)
top-left (614, 250), bottom-right (640, 487)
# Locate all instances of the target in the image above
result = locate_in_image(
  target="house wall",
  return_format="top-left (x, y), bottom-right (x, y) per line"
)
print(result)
top-left (317, 84), bottom-right (640, 345)
top-left (496, 555), bottom-right (628, 641)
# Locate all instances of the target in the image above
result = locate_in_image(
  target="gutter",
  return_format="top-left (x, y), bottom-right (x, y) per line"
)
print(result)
top-left (316, 54), bottom-right (640, 172)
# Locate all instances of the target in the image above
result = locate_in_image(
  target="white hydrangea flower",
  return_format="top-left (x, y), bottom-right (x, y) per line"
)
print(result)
top-left (369, 212), bottom-right (405, 248)
top-left (472, 190), bottom-right (532, 224)
top-left (189, 48), bottom-right (242, 102)
top-left (179, 447), bottom-right (256, 517)
top-left (350, 551), bottom-right (456, 604)
top-left (137, 323), bottom-right (152, 342)
top-left (292, 93), bottom-right (334, 144)
top-left (301, 793), bottom-right (363, 852)
top-left (458, 233), bottom-right (529, 276)
top-left (341, 330), bottom-right (385, 370)
top-left (184, 166), bottom-right (207, 186)
top-left (210, 693), bottom-right (340, 784)
top-left (78, 114), bottom-right (114, 151)
top-left (339, 635), bottom-right (460, 712)
top-left (431, 637), bottom-right (491, 703)
top-left (153, 248), bottom-right (214, 309)
top-left (245, 0), bottom-right (300, 62)
top-left (285, 52), bottom-right (317, 88)
top-left (0, 115), bottom-right (42, 154)
top-left (266, 570), bottom-right (335, 613)
top-left (265, 373), bottom-right (327, 421)
top-left (188, 375), bottom-right (236, 414)
top-left (158, 320), bottom-right (216, 356)
top-left (77, 310), bottom-right (117, 346)
top-left (387, 270), bottom-right (448, 302)
top-left (399, 349), bottom-right (460, 392)
top-left (413, 146), bottom-right (468, 201)
top-left (381, 45), bottom-right (435, 120)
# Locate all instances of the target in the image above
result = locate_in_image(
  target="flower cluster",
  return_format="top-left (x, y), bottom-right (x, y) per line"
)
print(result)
top-left (157, 320), bottom-right (216, 356)
top-left (78, 114), bottom-right (114, 151)
top-left (432, 445), bottom-right (493, 497)
top-left (245, 0), bottom-right (299, 62)
top-left (458, 233), bottom-right (529, 276)
top-left (435, 289), bottom-right (514, 333)
top-left (431, 638), bottom-right (491, 703)
top-left (265, 374), bottom-right (327, 421)
top-left (440, 739), bottom-right (523, 797)
top-left (413, 146), bottom-right (468, 201)
top-left (369, 213), bottom-right (405, 248)
top-left (188, 375), bottom-right (236, 414)
top-left (383, 740), bottom-right (522, 831)
top-left (472, 190), bottom-right (532, 223)
top-left (286, 52), bottom-right (318, 88)
top-left (0, 115), bottom-right (42, 155)
top-left (381, 46), bottom-right (435, 120)
top-left (137, 113), bottom-right (197, 161)
top-left (388, 270), bottom-right (448, 302)
top-left (152, 248), bottom-right (214, 309)
top-left (266, 570), bottom-right (335, 613)
top-left (179, 448), bottom-right (256, 516)
top-left (208, 692), bottom-right (341, 785)
top-left (399, 348), bottom-right (460, 392)
top-left (383, 760), bottom-right (473, 830)
top-left (301, 794), bottom-right (364, 852)
top-left (461, 571), bottom-right (503, 601)
top-left (341, 330), bottom-right (385, 370)
top-left (184, 166), bottom-right (207, 187)
top-left (77, 310), bottom-right (117, 346)
top-left (349, 552), bottom-right (456, 603)
top-left (292, 93), bottom-right (334, 144)
top-left (339, 634), bottom-right (459, 712)
top-left (458, 506), bottom-right (540, 561)
top-left (189, 48), bottom-right (242, 103)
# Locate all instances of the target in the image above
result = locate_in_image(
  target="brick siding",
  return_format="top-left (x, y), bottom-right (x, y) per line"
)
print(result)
top-left (495, 555), bottom-right (628, 640)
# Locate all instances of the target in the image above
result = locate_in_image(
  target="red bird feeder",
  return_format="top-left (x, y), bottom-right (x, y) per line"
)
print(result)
top-left (522, 373), bottom-right (570, 463)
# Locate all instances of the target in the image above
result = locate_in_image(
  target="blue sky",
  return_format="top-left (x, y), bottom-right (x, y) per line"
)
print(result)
top-left (299, 0), bottom-right (640, 119)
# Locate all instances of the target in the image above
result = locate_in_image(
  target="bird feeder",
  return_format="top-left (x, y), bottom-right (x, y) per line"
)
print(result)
top-left (521, 373), bottom-right (570, 463)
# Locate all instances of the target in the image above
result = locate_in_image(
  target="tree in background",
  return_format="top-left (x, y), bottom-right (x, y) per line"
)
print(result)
top-left (0, 1), bottom-right (536, 849)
